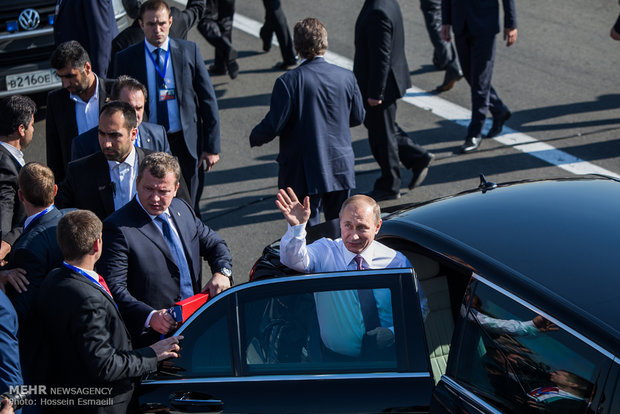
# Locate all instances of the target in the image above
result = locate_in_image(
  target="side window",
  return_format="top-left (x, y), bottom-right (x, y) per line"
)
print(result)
top-left (160, 297), bottom-right (233, 377)
top-left (452, 279), bottom-right (609, 414)
top-left (242, 285), bottom-right (400, 374)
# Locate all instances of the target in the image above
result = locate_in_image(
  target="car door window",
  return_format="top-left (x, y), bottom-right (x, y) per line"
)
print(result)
top-left (161, 297), bottom-right (233, 378)
top-left (240, 274), bottom-right (411, 375)
top-left (451, 278), bottom-right (610, 413)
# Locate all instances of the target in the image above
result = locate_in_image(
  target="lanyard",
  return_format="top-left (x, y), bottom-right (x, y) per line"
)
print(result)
top-left (24, 205), bottom-right (54, 231)
top-left (63, 262), bottom-right (107, 295)
top-left (146, 44), bottom-right (170, 84)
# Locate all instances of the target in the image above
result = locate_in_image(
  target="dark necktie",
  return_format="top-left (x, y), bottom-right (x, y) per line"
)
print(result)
top-left (354, 255), bottom-right (380, 331)
top-left (154, 48), bottom-right (170, 131)
top-left (156, 214), bottom-right (194, 300)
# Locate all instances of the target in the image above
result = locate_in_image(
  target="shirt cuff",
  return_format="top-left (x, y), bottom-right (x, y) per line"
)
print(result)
top-left (289, 223), bottom-right (307, 239)
top-left (145, 310), bottom-right (156, 329)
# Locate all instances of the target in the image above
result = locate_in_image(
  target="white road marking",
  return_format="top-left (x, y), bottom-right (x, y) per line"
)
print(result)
top-left (228, 11), bottom-right (619, 178)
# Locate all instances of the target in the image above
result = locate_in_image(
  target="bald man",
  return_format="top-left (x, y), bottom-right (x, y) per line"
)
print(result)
top-left (276, 187), bottom-right (427, 360)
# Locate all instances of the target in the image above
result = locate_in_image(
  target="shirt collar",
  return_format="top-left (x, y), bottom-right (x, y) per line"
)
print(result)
top-left (24, 205), bottom-right (55, 230)
top-left (342, 240), bottom-right (376, 269)
top-left (69, 75), bottom-right (99, 104)
top-left (145, 38), bottom-right (170, 53)
top-left (300, 55), bottom-right (324, 65)
top-left (0, 142), bottom-right (24, 166)
top-left (106, 145), bottom-right (137, 170)
top-left (136, 193), bottom-right (170, 221)
top-left (63, 261), bottom-right (99, 283)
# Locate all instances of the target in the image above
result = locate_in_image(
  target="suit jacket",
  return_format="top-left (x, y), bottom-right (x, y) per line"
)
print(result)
top-left (56, 147), bottom-right (191, 221)
top-left (108, 0), bottom-right (205, 74)
top-left (113, 38), bottom-right (221, 159)
top-left (53, 0), bottom-right (118, 77)
top-left (98, 197), bottom-right (232, 340)
top-left (354, 0), bottom-right (411, 104)
top-left (0, 290), bottom-right (21, 395)
top-left (441, 0), bottom-right (517, 37)
top-left (39, 266), bottom-right (158, 413)
top-left (45, 75), bottom-right (110, 182)
top-left (6, 207), bottom-right (68, 384)
top-left (70, 122), bottom-right (172, 161)
top-left (250, 57), bottom-right (365, 195)
top-left (0, 145), bottom-right (25, 245)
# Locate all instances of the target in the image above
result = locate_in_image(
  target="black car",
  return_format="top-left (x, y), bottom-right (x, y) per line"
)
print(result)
top-left (139, 177), bottom-right (620, 414)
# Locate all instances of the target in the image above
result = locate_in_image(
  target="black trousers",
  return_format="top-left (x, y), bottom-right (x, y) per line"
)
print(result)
top-left (198, 0), bottom-right (236, 69)
top-left (261, 0), bottom-right (297, 64)
top-left (364, 101), bottom-right (429, 194)
top-left (308, 189), bottom-right (349, 227)
top-left (454, 30), bottom-right (505, 138)
top-left (419, 0), bottom-right (461, 74)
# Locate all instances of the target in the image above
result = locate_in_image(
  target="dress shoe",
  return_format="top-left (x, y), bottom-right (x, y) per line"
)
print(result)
top-left (227, 49), bottom-right (239, 79)
top-left (436, 67), bottom-right (463, 92)
top-left (260, 26), bottom-right (272, 52)
top-left (364, 189), bottom-right (401, 202)
top-left (273, 59), bottom-right (298, 70)
top-left (208, 65), bottom-right (226, 76)
top-left (408, 153), bottom-right (435, 190)
top-left (486, 107), bottom-right (511, 138)
top-left (459, 136), bottom-right (482, 154)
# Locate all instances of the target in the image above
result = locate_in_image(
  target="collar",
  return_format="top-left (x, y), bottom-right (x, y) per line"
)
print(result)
top-left (69, 75), bottom-right (99, 104)
top-left (145, 38), bottom-right (170, 53)
top-left (300, 55), bottom-right (324, 65)
top-left (63, 261), bottom-right (99, 284)
top-left (342, 241), bottom-right (376, 269)
top-left (0, 141), bottom-right (24, 166)
top-left (106, 145), bottom-right (137, 170)
top-left (136, 194), bottom-right (170, 221)
top-left (24, 205), bottom-right (55, 230)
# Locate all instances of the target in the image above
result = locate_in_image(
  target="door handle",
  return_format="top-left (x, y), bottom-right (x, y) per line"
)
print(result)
top-left (170, 392), bottom-right (223, 413)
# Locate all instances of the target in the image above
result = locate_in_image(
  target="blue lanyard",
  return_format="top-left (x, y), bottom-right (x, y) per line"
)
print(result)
top-left (24, 205), bottom-right (54, 230)
top-left (63, 262), bottom-right (109, 296)
top-left (146, 44), bottom-right (170, 84)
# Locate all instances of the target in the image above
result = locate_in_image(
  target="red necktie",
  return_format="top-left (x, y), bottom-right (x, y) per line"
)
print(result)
top-left (98, 274), bottom-right (113, 297)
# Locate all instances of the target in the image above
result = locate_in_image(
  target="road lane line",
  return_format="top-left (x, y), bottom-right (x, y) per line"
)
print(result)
top-left (230, 12), bottom-right (619, 179)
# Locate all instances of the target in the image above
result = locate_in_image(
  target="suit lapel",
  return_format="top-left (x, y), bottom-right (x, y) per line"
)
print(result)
top-left (169, 39), bottom-right (184, 104)
top-left (93, 153), bottom-right (115, 216)
top-left (128, 199), bottom-right (177, 264)
top-left (0, 145), bottom-right (21, 172)
top-left (138, 124), bottom-right (152, 147)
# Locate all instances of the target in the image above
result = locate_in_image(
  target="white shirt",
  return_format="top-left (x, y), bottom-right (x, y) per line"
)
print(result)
top-left (144, 39), bottom-right (181, 133)
top-left (0, 142), bottom-right (24, 166)
top-left (70, 76), bottom-right (100, 135)
top-left (280, 223), bottom-right (427, 357)
top-left (107, 146), bottom-right (138, 211)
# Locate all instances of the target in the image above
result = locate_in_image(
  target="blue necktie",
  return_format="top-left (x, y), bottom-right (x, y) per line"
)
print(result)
top-left (154, 48), bottom-right (170, 131)
top-left (156, 214), bottom-right (193, 300)
top-left (355, 255), bottom-right (380, 331)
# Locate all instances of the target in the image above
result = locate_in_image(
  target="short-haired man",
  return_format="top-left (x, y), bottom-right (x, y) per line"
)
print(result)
top-left (251, 18), bottom-right (365, 226)
top-left (47, 40), bottom-right (111, 182)
top-left (5, 163), bottom-right (69, 385)
top-left (71, 75), bottom-right (171, 160)
top-left (57, 101), bottom-right (190, 221)
top-left (0, 95), bottom-right (36, 260)
top-left (99, 152), bottom-right (232, 347)
top-left (276, 187), bottom-right (427, 359)
top-left (114, 0), bottom-right (221, 210)
top-left (39, 210), bottom-right (182, 412)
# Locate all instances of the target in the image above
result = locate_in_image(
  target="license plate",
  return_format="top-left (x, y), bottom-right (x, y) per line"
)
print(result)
top-left (6, 69), bottom-right (60, 92)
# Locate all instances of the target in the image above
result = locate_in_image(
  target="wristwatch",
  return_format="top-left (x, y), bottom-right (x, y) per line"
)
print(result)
top-left (218, 267), bottom-right (233, 285)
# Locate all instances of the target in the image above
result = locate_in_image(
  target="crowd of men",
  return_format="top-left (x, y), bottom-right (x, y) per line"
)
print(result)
top-left (0, 0), bottom-right (542, 412)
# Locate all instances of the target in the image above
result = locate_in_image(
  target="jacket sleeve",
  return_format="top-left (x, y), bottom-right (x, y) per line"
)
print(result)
top-left (193, 43), bottom-right (221, 154)
top-left (249, 77), bottom-right (293, 147)
top-left (71, 292), bottom-right (157, 382)
top-left (441, 0), bottom-right (451, 25)
top-left (0, 158), bottom-right (16, 241)
top-left (502, 0), bottom-right (517, 28)
top-left (365, 10), bottom-right (393, 101)
top-left (349, 78), bottom-right (366, 127)
top-left (45, 92), bottom-right (64, 183)
top-left (85, 0), bottom-right (118, 78)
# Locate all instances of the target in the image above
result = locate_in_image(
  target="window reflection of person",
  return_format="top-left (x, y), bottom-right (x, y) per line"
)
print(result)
top-left (277, 187), bottom-right (428, 360)
top-left (527, 370), bottom-right (592, 412)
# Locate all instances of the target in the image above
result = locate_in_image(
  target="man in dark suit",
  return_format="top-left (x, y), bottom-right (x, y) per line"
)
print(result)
top-left (260, 0), bottom-right (298, 69)
top-left (441, 0), bottom-right (517, 153)
top-left (109, 0), bottom-right (206, 74)
top-left (53, 0), bottom-right (118, 78)
top-left (0, 290), bottom-right (21, 399)
top-left (39, 209), bottom-right (182, 413)
top-left (250, 18), bottom-right (365, 226)
top-left (47, 41), bottom-right (111, 182)
top-left (5, 163), bottom-right (68, 387)
top-left (57, 101), bottom-right (189, 221)
top-left (113, 0), bottom-right (221, 209)
top-left (0, 95), bottom-right (36, 262)
top-left (71, 76), bottom-right (171, 160)
top-left (354, 0), bottom-right (434, 201)
top-left (198, 0), bottom-right (239, 79)
top-left (98, 152), bottom-right (232, 346)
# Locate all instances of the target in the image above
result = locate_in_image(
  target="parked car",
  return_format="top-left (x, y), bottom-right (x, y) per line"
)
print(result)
top-left (139, 176), bottom-right (620, 414)
top-left (0, 0), bottom-right (129, 98)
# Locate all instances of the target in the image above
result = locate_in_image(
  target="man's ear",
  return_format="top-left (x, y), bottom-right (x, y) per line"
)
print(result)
top-left (17, 189), bottom-right (24, 203)
top-left (83, 61), bottom-right (92, 75)
top-left (375, 219), bottom-right (382, 234)
top-left (53, 184), bottom-right (58, 198)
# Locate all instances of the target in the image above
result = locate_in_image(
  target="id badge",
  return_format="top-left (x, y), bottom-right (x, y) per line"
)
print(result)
top-left (159, 88), bottom-right (176, 102)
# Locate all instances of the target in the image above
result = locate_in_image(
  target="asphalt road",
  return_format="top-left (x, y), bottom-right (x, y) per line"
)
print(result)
top-left (26, 0), bottom-right (620, 283)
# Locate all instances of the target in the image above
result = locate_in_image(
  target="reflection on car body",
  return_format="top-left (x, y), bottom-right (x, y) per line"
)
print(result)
top-left (139, 177), bottom-right (620, 414)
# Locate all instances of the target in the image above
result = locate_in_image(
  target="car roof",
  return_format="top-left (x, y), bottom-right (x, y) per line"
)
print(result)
top-left (381, 178), bottom-right (620, 343)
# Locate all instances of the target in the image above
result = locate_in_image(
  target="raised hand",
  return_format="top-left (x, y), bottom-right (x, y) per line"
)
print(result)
top-left (275, 187), bottom-right (311, 226)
